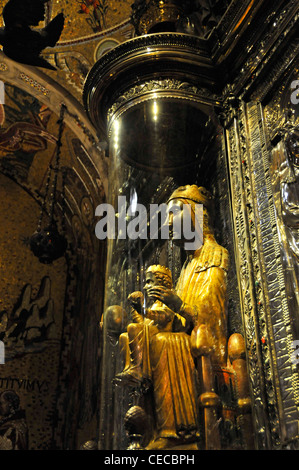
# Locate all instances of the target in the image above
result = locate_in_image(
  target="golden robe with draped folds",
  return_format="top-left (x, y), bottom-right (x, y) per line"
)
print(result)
top-left (142, 236), bottom-right (229, 447)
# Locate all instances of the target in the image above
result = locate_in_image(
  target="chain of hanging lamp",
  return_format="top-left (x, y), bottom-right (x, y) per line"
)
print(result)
top-left (30, 103), bottom-right (67, 264)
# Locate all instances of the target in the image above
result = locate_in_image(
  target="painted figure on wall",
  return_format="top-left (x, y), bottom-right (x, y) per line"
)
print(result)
top-left (0, 276), bottom-right (57, 361)
top-left (0, 102), bottom-right (56, 155)
top-left (0, 390), bottom-right (28, 450)
top-left (0, 87), bottom-right (57, 184)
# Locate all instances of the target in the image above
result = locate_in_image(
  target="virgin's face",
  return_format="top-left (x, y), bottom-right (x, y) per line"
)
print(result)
top-left (167, 199), bottom-right (189, 246)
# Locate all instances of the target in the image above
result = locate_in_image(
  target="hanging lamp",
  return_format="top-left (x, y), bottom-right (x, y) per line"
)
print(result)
top-left (29, 104), bottom-right (67, 264)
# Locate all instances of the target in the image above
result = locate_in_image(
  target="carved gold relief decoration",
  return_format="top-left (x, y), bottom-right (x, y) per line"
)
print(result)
top-left (107, 79), bottom-right (220, 126)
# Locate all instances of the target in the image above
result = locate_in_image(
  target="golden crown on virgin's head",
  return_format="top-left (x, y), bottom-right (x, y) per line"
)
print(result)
top-left (146, 264), bottom-right (172, 280)
top-left (167, 185), bottom-right (214, 212)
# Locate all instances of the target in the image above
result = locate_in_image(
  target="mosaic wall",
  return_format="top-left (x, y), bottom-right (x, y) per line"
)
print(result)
top-left (0, 76), bottom-right (106, 448)
top-left (0, 172), bottom-right (67, 449)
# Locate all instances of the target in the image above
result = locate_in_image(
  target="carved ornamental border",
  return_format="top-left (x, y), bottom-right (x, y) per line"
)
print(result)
top-left (246, 102), bottom-right (299, 445)
top-left (225, 98), bottom-right (299, 449)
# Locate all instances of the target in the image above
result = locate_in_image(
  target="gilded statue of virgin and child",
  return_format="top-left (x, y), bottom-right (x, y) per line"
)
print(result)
top-left (114, 185), bottom-right (230, 450)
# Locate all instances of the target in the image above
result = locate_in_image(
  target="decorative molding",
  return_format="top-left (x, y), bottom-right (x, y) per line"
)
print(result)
top-left (19, 72), bottom-right (51, 96)
top-left (225, 104), bottom-right (274, 449)
top-left (83, 31), bottom-right (210, 119)
top-left (107, 78), bottom-right (220, 124)
top-left (242, 102), bottom-right (284, 447)
top-left (240, 100), bottom-right (299, 446)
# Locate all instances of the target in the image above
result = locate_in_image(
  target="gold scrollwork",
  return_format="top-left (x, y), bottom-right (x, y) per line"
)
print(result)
top-left (107, 78), bottom-right (219, 123)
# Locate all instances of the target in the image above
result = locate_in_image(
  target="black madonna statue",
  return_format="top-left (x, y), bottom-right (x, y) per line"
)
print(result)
top-left (115, 185), bottom-right (234, 450)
